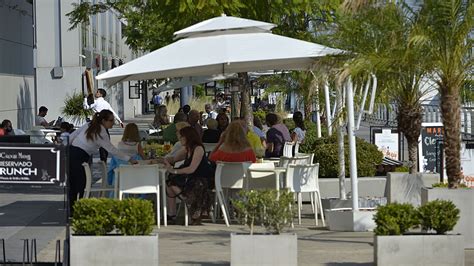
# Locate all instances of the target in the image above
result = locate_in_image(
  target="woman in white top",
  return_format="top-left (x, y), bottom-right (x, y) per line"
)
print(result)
top-left (291, 111), bottom-right (306, 144)
top-left (68, 110), bottom-right (137, 214)
top-left (107, 123), bottom-right (146, 186)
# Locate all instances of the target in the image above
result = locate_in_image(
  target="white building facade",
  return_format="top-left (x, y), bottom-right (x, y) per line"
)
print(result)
top-left (0, 0), bottom-right (143, 130)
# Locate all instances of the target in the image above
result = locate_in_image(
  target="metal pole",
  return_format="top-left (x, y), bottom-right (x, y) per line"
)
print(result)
top-left (324, 80), bottom-right (332, 136)
top-left (346, 78), bottom-right (359, 211)
top-left (314, 83), bottom-right (322, 138)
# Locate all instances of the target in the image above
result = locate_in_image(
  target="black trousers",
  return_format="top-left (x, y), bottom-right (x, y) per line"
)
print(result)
top-left (69, 146), bottom-right (91, 215)
top-left (99, 128), bottom-right (110, 162)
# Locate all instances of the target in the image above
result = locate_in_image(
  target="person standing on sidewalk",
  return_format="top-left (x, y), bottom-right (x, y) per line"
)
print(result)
top-left (68, 110), bottom-right (137, 214)
top-left (83, 88), bottom-right (123, 162)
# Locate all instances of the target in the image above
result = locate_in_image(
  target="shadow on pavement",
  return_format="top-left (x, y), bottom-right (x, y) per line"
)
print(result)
top-left (0, 201), bottom-right (66, 227)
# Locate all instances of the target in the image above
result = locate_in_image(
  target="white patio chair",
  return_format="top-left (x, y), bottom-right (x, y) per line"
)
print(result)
top-left (278, 155), bottom-right (310, 168)
top-left (283, 142), bottom-right (294, 157)
top-left (244, 162), bottom-right (278, 191)
top-left (296, 153), bottom-right (314, 164)
top-left (214, 161), bottom-right (251, 226)
top-left (116, 164), bottom-right (162, 228)
top-left (82, 162), bottom-right (115, 199)
top-left (294, 142), bottom-right (300, 154)
top-left (285, 163), bottom-right (325, 226)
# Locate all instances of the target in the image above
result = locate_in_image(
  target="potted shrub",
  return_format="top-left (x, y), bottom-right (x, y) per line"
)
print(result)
top-left (231, 189), bottom-right (297, 266)
top-left (374, 201), bottom-right (464, 266)
top-left (62, 91), bottom-right (93, 126)
top-left (421, 184), bottom-right (473, 248)
top-left (70, 198), bottom-right (159, 266)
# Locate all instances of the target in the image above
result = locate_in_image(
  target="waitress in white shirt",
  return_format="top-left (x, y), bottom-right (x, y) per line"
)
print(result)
top-left (68, 110), bottom-right (137, 214)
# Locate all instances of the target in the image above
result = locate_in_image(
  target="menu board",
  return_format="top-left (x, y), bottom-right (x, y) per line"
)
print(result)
top-left (0, 145), bottom-right (64, 184)
top-left (374, 128), bottom-right (399, 160)
top-left (418, 123), bottom-right (443, 173)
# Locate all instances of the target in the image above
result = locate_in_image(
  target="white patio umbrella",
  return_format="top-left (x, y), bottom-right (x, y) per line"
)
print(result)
top-left (97, 15), bottom-right (343, 84)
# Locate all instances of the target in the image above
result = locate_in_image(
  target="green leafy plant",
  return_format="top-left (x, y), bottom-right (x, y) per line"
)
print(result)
top-left (72, 198), bottom-right (155, 236)
top-left (300, 134), bottom-right (383, 177)
top-left (260, 190), bottom-right (295, 234)
top-left (417, 200), bottom-right (460, 235)
top-left (62, 91), bottom-right (93, 125)
top-left (432, 182), bottom-right (468, 188)
top-left (373, 203), bottom-right (418, 235)
top-left (394, 166), bottom-right (409, 172)
top-left (116, 198), bottom-right (155, 235)
top-left (72, 198), bottom-right (117, 235)
top-left (233, 189), bottom-right (294, 235)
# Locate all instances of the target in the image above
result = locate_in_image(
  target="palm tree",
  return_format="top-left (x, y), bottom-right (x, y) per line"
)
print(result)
top-left (331, 2), bottom-right (429, 173)
top-left (411, 0), bottom-right (474, 187)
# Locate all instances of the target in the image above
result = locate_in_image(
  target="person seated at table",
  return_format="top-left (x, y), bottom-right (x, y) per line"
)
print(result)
top-left (107, 123), bottom-right (145, 186)
top-left (216, 112), bottom-right (229, 135)
top-left (164, 126), bottom-right (215, 225)
top-left (152, 104), bottom-right (170, 129)
top-left (162, 112), bottom-right (188, 144)
top-left (165, 121), bottom-right (190, 159)
top-left (209, 121), bottom-right (256, 163)
top-left (35, 106), bottom-right (55, 127)
top-left (265, 113), bottom-right (289, 158)
top-left (202, 119), bottom-right (220, 143)
top-left (0, 120), bottom-right (14, 136)
top-left (291, 111), bottom-right (306, 144)
top-left (57, 122), bottom-right (73, 144)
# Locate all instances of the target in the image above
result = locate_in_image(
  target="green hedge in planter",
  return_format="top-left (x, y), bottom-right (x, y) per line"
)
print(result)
top-left (72, 198), bottom-right (154, 236)
top-left (300, 134), bottom-right (383, 178)
top-left (374, 200), bottom-right (460, 235)
top-left (417, 200), bottom-right (460, 235)
top-left (373, 203), bottom-right (418, 235)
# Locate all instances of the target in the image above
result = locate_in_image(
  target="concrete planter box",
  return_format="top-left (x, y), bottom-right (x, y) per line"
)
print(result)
top-left (231, 233), bottom-right (297, 266)
top-left (326, 210), bottom-right (376, 232)
top-left (386, 172), bottom-right (439, 206)
top-left (421, 187), bottom-right (474, 249)
top-left (375, 235), bottom-right (464, 266)
top-left (70, 234), bottom-right (159, 266)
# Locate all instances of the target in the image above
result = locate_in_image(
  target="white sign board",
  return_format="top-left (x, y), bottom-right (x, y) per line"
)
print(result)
top-left (461, 142), bottom-right (474, 188)
top-left (374, 129), bottom-right (399, 160)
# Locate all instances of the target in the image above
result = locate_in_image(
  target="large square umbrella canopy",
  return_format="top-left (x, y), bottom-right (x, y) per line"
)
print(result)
top-left (97, 15), bottom-right (343, 84)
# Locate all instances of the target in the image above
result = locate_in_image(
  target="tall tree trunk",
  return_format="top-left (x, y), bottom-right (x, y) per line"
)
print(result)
top-left (440, 90), bottom-right (462, 188)
top-left (397, 102), bottom-right (422, 174)
top-left (239, 73), bottom-right (253, 126)
top-left (336, 85), bottom-right (346, 199)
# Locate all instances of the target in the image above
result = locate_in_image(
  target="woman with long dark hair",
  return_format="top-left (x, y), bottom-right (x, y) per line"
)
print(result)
top-left (68, 110), bottom-right (137, 214)
top-left (291, 111), bottom-right (306, 143)
top-left (164, 126), bottom-right (214, 225)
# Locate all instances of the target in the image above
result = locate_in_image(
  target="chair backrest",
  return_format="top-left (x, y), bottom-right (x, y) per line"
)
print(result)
top-left (285, 163), bottom-right (319, 193)
top-left (215, 162), bottom-right (251, 191)
top-left (283, 142), bottom-right (294, 157)
top-left (244, 162), bottom-right (277, 190)
top-left (279, 155), bottom-right (310, 168)
top-left (99, 161), bottom-right (110, 189)
top-left (117, 164), bottom-right (160, 194)
top-left (82, 162), bottom-right (92, 199)
top-left (294, 142), bottom-right (300, 154)
top-left (296, 152), bottom-right (314, 164)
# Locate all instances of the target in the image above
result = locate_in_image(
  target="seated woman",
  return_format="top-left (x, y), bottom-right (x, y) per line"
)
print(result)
top-left (164, 126), bottom-right (215, 225)
top-left (202, 119), bottom-right (220, 143)
top-left (165, 121), bottom-right (190, 158)
top-left (107, 123), bottom-right (145, 186)
top-left (209, 121), bottom-right (257, 163)
top-left (291, 111), bottom-right (306, 144)
top-left (265, 113), bottom-right (288, 158)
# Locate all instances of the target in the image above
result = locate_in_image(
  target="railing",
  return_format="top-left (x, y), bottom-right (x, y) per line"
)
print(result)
top-left (362, 103), bottom-right (474, 135)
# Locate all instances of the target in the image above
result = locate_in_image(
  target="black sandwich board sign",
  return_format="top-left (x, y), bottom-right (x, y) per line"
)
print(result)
top-left (418, 122), bottom-right (443, 173)
top-left (0, 144), bottom-right (65, 184)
